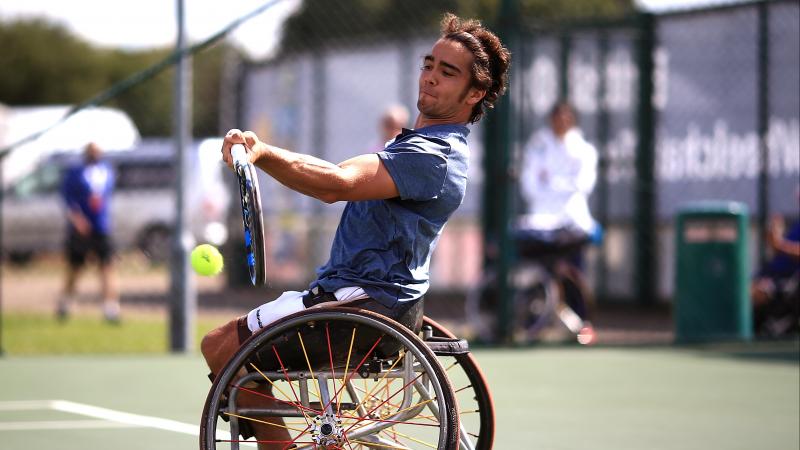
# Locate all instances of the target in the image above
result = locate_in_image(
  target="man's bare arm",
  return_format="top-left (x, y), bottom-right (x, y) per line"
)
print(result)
top-left (222, 129), bottom-right (399, 203)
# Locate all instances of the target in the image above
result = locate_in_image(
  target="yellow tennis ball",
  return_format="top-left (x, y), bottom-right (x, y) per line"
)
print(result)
top-left (191, 244), bottom-right (224, 276)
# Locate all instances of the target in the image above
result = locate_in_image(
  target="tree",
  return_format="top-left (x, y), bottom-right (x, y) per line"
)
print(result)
top-left (277, 0), bottom-right (634, 53)
top-left (0, 18), bottom-right (232, 137)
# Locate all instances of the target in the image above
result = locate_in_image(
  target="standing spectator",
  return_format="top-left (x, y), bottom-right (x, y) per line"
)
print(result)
top-left (57, 142), bottom-right (120, 323)
top-left (517, 101), bottom-right (599, 343)
top-left (371, 104), bottom-right (410, 151)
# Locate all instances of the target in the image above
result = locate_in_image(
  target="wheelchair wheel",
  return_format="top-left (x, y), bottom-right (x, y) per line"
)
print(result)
top-left (422, 316), bottom-right (495, 450)
top-left (200, 307), bottom-right (459, 450)
top-left (466, 265), bottom-right (558, 343)
top-left (513, 266), bottom-right (558, 341)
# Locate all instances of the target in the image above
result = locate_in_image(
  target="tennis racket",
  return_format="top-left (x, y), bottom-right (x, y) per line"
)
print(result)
top-left (231, 144), bottom-right (267, 286)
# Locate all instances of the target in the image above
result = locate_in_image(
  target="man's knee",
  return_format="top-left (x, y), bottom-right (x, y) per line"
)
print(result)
top-left (201, 318), bottom-right (242, 374)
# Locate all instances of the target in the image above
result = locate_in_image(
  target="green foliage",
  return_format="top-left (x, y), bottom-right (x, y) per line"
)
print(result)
top-left (0, 2), bottom-right (635, 137)
top-left (0, 18), bottom-right (230, 137)
top-left (519, 0), bottom-right (634, 21)
top-left (278, 0), bottom-right (633, 52)
top-left (0, 19), bottom-right (107, 104)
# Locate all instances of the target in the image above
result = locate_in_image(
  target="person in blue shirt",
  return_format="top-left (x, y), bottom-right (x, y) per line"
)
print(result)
top-left (201, 13), bottom-right (510, 448)
top-left (58, 142), bottom-right (120, 322)
top-left (751, 213), bottom-right (800, 336)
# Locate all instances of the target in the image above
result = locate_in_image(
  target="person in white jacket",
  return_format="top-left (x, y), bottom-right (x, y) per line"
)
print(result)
top-left (517, 101), bottom-right (599, 344)
top-left (519, 102), bottom-right (598, 236)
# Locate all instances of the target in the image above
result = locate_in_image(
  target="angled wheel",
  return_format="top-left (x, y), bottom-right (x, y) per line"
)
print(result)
top-left (422, 316), bottom-right (495, 450)
top-left (200, 307), bottom-right (460, 450)
top-left (466, 264), bottom-right (558, 343)
top-left (512, 264), bottom-right (558, 341)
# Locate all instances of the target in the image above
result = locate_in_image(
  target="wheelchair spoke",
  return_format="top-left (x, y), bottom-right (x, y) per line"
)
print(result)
top-left (343, 372), bottom-right (425, 434)
top-left (272, 345), bottom-right (304, 410)
top-left (325, 323), bottom-right (338, 413)
top-left (223, 412), bottom-right (309, 433)
top-left (338, 327), bottom-right (357, 416)
top-left (381, 428), bottom-right (439, 449)
top-left (354, 352), bottom-right (405, 410)
top-left (245, 363), bottom-right (316, 430)
top-left (234, 385), bottom-right (322, 416)
top-left (297, 331), bottom-right (322, 401)
top-left (202, 309), bottom-right (459, 450)
top-left (321, 333), bottom-right (384, 414)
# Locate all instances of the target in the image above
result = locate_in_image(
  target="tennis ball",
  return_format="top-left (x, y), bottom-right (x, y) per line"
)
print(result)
top-left (191, 244), bottom-right (224, 276)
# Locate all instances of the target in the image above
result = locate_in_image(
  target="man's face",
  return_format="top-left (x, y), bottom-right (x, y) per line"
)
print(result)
top-left (550, 107), bottom-right (575, 137)
top-left (417, 38), bottom-right (484, 122)
top-left (84, 143), bottom-right (102, 163)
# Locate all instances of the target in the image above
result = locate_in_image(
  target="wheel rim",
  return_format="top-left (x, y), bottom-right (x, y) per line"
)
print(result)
top-left (201, 309), bottom-right (458, 450)
top-left (422, 317), bottom-right (495, 450)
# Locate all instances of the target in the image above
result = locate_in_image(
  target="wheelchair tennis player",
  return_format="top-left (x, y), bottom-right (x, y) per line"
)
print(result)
top-left (202, 13), bottom-right (510, 448)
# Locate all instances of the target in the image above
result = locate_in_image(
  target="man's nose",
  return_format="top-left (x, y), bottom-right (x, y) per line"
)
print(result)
top-left (421, 70), bottom-right (436, 86)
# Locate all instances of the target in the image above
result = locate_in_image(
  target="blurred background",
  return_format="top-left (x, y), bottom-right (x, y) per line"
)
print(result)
top-left (0, 0), bottom-right (798, 351)
top-left (0, 2), bottom-right (798, 450)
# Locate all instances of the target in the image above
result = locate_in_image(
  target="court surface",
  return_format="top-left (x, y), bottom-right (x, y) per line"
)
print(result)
top-left (0, 341), bottom-right (797, 450)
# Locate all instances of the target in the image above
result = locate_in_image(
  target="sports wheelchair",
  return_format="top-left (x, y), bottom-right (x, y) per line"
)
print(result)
top-left (466, 227), bottom-right (599, 344)
top-left (199, 145), bottom-right (494, 449)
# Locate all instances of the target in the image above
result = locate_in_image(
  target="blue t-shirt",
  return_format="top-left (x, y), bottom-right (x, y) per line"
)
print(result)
top-left (61, 161), bottom-right (115, 235)
top-left (764, 220), bottom-right (800, 277)
top-left (312, 124), bottom-right (470, 307)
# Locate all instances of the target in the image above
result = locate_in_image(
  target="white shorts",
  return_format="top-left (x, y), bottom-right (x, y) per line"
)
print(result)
top-left (245, 286), bottom-right (369, 332)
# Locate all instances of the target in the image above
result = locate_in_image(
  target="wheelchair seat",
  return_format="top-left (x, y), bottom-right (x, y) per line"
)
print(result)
top-left (246, 297), bottom-right (425, 373)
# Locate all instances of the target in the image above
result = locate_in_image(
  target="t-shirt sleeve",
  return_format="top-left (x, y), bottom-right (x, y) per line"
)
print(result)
top-left (377, 138), bottom-right (449, 201)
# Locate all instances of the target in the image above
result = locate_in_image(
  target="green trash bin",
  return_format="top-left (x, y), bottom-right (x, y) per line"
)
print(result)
top-left (674, 201), bottom-right (752, 342)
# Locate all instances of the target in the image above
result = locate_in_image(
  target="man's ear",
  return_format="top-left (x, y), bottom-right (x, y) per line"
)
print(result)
top-left (465, 87), bottom-right (487, 106)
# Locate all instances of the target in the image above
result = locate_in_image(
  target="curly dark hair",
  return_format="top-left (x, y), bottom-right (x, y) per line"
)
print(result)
top-left (439, 13), bottom-right (511, 124)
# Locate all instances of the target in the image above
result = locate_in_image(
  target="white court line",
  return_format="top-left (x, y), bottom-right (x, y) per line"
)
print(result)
top-left (0, 420), bottom-right (140, 431)
top-left (0, 400), bottom-right (249, 445)
top-left (0, 400), bottom-right (56, 411)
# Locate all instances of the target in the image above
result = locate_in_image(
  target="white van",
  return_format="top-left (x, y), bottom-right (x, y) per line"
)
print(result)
top-left (1, 138), bottom-right (230, 264)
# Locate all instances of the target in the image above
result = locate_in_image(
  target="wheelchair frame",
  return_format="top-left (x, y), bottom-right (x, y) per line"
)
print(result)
top-left (201, 307), bottom-right (491, 450)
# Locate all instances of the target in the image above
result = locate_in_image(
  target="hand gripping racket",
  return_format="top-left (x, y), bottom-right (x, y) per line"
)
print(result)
top-left (231, 144), bottom-right (267, 285)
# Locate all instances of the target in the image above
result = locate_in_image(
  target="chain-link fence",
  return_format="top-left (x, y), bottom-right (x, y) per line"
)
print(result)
top-left (1, 0), bottom-right (797, 347)
top-left (230, 0), bottom-right (797, 309)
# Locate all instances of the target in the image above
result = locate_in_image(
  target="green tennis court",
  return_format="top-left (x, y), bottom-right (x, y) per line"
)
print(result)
top-left (1, 341), bottom-right (797, 449)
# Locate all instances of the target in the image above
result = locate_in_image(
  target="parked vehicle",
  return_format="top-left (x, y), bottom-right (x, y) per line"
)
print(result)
top-left (1, 138), bottom-right (230, 264)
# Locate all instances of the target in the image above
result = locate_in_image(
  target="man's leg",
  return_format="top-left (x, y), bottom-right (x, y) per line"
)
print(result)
top-left (94, 233), bottom-right (120, 322)
top-left (201, 291), bottom-right (307, 450)
top-left (58, 234), bottom-right (85, 320)
top-left (201, 319), bottom-right (293, 450)
top-left (58, 266), bottom-right (80, 320)
top-left (100, 261), bottom-right (120, 322)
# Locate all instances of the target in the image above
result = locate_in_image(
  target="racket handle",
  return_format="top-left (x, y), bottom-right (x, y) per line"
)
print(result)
top-left (231, 144), bottom-right (248, 168)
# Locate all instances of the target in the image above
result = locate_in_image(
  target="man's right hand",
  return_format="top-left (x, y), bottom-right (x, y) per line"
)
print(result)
top-left (68, 209), bottom-right (92, 236)
top-left (220, 129), bottom-right (262, 169)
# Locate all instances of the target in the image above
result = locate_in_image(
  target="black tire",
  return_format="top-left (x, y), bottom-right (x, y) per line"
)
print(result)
top-left (200, 307), bottom-right (459, 450)
top-left (466, 266), bottom-right (558, 343)
top-left (514, 274), bottom-right (557, 340)
top-left (423, 316), bottom-right (495, 450)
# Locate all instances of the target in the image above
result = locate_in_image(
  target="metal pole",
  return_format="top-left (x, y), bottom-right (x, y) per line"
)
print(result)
top-left (307, 51), bottom-right (327, 278)
top-left (634, 13), bottom-right (657, 305)
top-left (756, 0), bottom-right (770, 265)
top-left (170, 0), bottom-right (196, 352)
top-left (0, 160), bottom-right (4, 356)
top-left (595, 32), bottom-right (610, 303)
top-left (559, 33), bottom-right (572, 100)
top-left (487, 0), bottom-right (518, 344)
